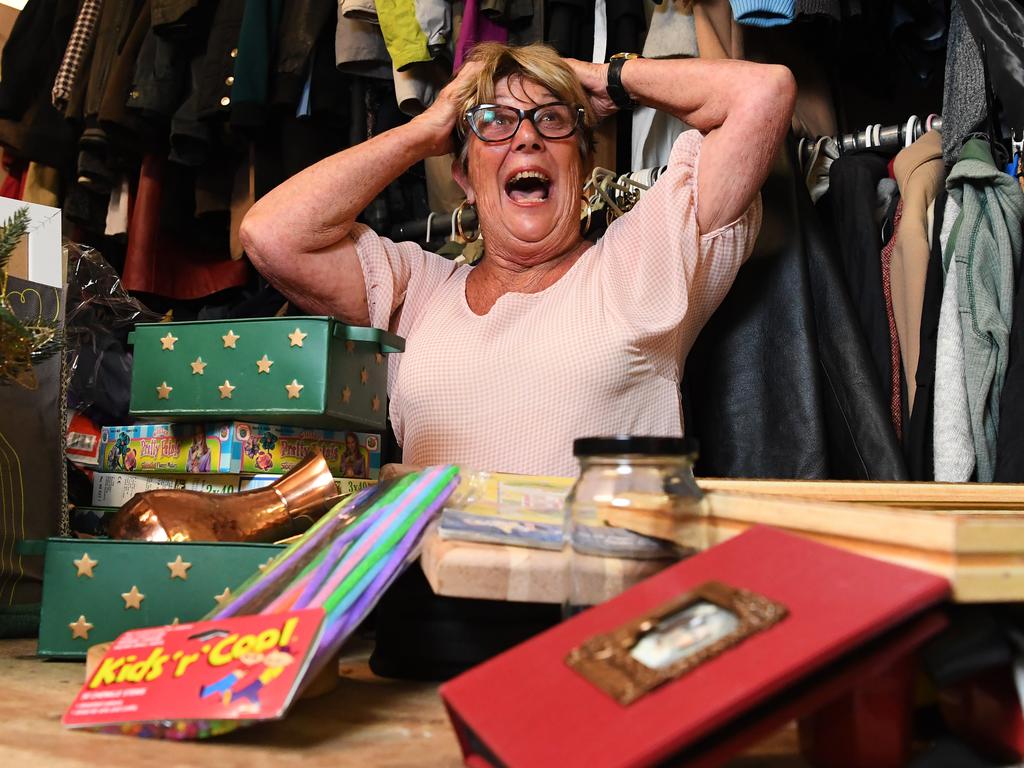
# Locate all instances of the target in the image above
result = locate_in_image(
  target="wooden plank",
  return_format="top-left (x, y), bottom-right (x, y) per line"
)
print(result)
top-left (698, 478), bottom-right (1024, 510)
top-left (707, 520), bottom-right (1024, 603)
top-left (701, 492), bottom-right (1024, 554)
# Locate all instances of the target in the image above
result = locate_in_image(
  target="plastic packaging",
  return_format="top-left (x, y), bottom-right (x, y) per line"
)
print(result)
top-left (437, 470), bottom-right (574, 550)
top-left (64, 241), bottom-right (161, 424)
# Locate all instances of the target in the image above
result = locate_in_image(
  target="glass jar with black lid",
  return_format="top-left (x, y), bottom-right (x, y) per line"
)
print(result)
top-left (565, 436), bottom-right (704, 615)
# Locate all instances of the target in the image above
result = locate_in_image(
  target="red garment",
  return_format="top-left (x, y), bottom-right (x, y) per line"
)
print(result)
top-left (880, 200), bottom-right (905, 440)
top-left (123, 153), bottom-right (249, 300)
top-left (0, 152), bottom-right (27, 200)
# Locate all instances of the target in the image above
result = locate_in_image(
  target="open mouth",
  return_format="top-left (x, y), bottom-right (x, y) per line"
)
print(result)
top-left (505, 170), bottom-right (551, 203)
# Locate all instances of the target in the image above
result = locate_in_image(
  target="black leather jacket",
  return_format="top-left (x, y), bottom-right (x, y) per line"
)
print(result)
top-left (958, 0), bottom-right (1024, 130)
top-left (684, 141), bottom-right (908, 480)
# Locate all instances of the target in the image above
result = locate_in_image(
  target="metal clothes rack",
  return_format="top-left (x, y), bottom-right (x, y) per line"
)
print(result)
top-left (836, 114), bottom-right (943, 154)
top-left (800, 114), bottom-right (943, 167)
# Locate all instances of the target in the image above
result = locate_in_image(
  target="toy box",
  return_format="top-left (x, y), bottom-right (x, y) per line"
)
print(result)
top-left (92, 471), bottom-right (240, 507)
top-left (240, 474), bottom-right (377, 495)
top-left (99, 422), bottom-right (381, 479)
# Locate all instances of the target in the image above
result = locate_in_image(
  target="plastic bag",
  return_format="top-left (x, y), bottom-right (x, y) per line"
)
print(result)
top-left (64, 241), bottom-right (161, 425)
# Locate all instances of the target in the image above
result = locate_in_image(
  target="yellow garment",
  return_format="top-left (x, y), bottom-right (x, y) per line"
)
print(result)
top-left (376, 0), bottom-right (431, 70)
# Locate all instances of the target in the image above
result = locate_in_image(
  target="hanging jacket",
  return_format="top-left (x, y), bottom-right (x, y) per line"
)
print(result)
top-left (946, 138), bottom-right (1024, 482)
top-left (934, 194), bottom-right (974, 481)
top-left (941, 0), bottom-right (986, 166)
top-left (272, 0), bottom-right (334, 108)
top-left (995, 245), bottom-right (1024, 481)
top-left (905, 188), bottom-right (946, 479)
top-left (818, 151), bottom-right (893, 397)
top-left (891, 129), bottom-right (944, 414)
top-left (684, 142), bottom-right (907, 479)
top-left (957, 0), bottom-right (1024, 132)
top-left (0, 0), bottom-right (78, 166)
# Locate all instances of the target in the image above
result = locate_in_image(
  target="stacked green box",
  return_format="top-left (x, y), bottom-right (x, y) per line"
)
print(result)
top-left (128, 316), bottom-right (403, 431)
top-left (51, 316), bottom-right (399, 650)
top-left (37, 538), bottom-right (285, 658)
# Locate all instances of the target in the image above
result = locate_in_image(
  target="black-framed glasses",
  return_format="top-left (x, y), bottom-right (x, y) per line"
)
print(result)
top-left (464, 102), bottom-right (584, 142)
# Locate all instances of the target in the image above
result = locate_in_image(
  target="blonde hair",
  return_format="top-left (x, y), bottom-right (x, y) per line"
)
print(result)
top-left (451, 42), bottom-right (596, 172)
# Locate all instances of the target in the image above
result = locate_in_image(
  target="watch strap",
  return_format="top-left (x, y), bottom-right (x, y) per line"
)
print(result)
top-left (606, 56), bottom-right (636, 110)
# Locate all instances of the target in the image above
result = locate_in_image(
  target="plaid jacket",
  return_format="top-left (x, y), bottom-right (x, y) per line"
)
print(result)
top-left (51, 0), bottom-right (103, 109)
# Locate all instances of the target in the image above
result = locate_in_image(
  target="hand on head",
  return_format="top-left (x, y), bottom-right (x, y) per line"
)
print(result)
top-left (563, 59), bottom-right (617, 121)
top-left (412, 60), bottom-right (487, 157)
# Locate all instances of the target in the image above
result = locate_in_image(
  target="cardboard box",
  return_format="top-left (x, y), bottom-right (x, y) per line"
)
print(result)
top-left (98, 422), bottom-right (381, 478)
top-left (91, 472), bottom-right (240, 508)
top-left (240, 474), bottom-right (377, 496)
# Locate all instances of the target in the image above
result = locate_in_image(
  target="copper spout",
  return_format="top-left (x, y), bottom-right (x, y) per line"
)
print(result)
top-left (107, 451), bottom-right (342, 542)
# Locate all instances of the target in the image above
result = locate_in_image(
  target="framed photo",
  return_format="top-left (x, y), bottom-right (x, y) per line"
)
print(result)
top-left (566, 581), bottom-right (787, 705)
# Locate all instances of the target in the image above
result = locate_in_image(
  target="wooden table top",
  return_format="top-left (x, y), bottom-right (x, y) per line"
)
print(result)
top-left (0, 638), bottom-right (806, 767)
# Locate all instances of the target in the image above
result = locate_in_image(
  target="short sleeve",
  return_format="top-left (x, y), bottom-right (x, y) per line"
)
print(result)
top-left (596, 130), bottom-right (762, 378)
top-left (350, 223), bottom-right (458, 337)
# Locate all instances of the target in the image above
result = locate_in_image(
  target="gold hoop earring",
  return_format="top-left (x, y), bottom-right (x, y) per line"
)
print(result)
top-left (454, 200), bottom-right (479, 244)
top-left (580, 195), bottom-right (593, 236)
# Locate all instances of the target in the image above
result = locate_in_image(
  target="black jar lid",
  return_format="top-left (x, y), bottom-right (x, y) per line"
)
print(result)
top-left (573, 435), bottom-right (699, 457)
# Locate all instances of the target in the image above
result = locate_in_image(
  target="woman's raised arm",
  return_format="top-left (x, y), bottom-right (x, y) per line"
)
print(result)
top-left (570, 57), bottom-right (796, 235)
top-left (239, 63), bottom-right (482, 324)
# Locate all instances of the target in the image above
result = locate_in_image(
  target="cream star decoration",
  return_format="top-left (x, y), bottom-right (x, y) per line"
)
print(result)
top-left (341, 386), bottom-right (352, 404)
top-left (73, 553), bottom-right (98, 578)
top-left (222, 329), bottom-right (240, 348)
top-left (190, 357), bottom-right (207, 375)
top-left (359, 367), bottom-right (369, 385)
top-left (170, 617), bottom-right (181, 626)
top-left (345, 341), bottom-right (356, 354)
top-left (156, 381), bottom-right (173, 399)
top-left (69, 615), bottom-right (93, 640)
top-left (160, 332), bottom-right (178, 351)
top-left (285, 379), bottom-right (304, 399)
top-left (257, 556), bottom-right (276, 573)
top-left (213, 587), bottom-right (233, 607)
top-left (288, 328), bottom-right (307, 347)
top-left (375, 353), bottom-right (384, 365)
top-left (256, 354), bottom-right (273, 374)
top-left (218, 380), bottom-right (236, 399)
top-left (371, 394), bottom-right (381, 413)
top-left (121, 585), bottom-right (145, 610)
top-left (167, 555), bottom-right (192, 580)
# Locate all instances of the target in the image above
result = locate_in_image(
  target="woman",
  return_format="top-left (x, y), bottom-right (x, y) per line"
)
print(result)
top-left (341, 431), bottom-right (370, 479)
top-left (242, 44), bottom-right (795, 477)
top-left (186, 426), bottom-right (212, 473)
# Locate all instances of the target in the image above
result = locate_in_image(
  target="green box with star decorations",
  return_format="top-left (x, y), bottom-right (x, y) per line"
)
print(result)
top-left (36, 538), bottom-right (285, 658)
top-left (127, 317), bottom-right (404, 430)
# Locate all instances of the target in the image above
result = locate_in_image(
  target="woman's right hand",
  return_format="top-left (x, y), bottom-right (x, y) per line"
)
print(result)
top-left (411, 61), bottom-right (485, 157)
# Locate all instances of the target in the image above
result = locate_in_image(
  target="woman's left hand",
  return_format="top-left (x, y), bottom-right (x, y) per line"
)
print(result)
top-left (565, 59), bottom-right (618, 120)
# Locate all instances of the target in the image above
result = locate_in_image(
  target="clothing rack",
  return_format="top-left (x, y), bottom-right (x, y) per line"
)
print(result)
top-left (837, 115), bottom-right (943, 154)
top-left (390, 207), bottom-right (478, 245)
top-left (799, 114), bottom-right (944, 168)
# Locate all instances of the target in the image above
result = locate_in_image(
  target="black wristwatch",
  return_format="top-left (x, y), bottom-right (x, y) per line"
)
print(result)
top-left (607, 52), bottom-right (640, 110)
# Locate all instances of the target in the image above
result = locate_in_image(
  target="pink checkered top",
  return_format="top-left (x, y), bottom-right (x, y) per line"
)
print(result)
top-left (355, 130), bottom-right (762, 477)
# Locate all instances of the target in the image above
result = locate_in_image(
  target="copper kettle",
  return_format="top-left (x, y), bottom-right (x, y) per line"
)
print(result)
top-left (107, 450), bottom-right (342, 542)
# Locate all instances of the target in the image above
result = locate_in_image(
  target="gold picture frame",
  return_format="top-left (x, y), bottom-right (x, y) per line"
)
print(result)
top-left (565, 581), bottom-right (787, 705)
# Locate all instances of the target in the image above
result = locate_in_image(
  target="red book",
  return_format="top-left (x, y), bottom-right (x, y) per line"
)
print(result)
top-left (441, 526), bottom-right (949, 767)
